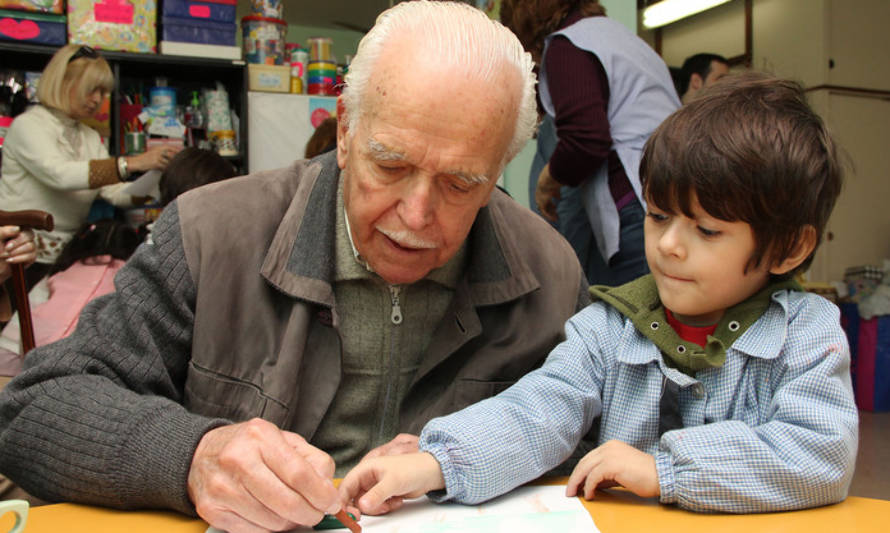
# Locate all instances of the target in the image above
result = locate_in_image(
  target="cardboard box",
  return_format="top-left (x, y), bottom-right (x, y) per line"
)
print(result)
top-left (248, 64), bottom-right (289, 93)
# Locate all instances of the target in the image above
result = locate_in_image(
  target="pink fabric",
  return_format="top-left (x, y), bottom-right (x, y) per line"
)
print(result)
top-left (856, 318), bottom-right (877, 411)
top-left (6, 257), bottom-right (124, 350)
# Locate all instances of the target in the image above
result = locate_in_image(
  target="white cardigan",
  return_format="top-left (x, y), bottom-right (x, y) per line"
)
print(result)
top-left (0, 105), bottom-right (132, 263)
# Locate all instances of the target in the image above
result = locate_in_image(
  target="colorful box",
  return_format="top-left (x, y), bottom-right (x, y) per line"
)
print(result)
top-left (247, 64), bottom-right (289, 93)
top-left (161, 16), bottom-right (235, 46)
top-left (0, 8), bottom-right (65, 45)
top-left (162, 0), bottom-right (236, 24)
top-left (0, 0), bottom-right (63, 14)
top-left (841, 303), bottom-right (890, 412)
top-left (68, 0), bottom-right (157, 54)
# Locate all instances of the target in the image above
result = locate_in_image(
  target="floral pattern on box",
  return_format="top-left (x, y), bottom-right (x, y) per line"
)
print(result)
top-left (68, 0), bottom-right (157, 53)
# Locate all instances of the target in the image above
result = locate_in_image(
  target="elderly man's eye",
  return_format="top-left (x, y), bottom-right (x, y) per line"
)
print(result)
top-left (377, 164), bottom-right (403, 175)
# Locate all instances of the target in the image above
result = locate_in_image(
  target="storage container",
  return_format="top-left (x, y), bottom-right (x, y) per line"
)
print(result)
top-left (162, 15), bottom-right (235, 46)
top-left (249, 0), bottom-right (281, 19)
top-left (0, 8), bottom-right (65, 45)
top-left (0, 0), bottom-right (64, 14)
top-left (247, 64), bottom-right (289, 93)
top-left (162, 0), bottom-right (235, 24)
top-left (241, 14), bottom-right (285, 64)
top-left (68, 0), bottom-right (157, 53)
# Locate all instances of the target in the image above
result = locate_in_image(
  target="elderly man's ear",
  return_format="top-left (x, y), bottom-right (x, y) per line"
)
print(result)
top-left (336, 98), bottom-right (349, 169)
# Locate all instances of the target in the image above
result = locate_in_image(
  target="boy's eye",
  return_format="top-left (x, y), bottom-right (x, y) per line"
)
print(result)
top-left (697, 225), bottom-right (721, 237)
top-left (646, 211), bottom-right (668, 222)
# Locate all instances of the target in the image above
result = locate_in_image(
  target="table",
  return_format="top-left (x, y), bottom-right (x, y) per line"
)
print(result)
top-left (8, 479), bottom-right (889, 533)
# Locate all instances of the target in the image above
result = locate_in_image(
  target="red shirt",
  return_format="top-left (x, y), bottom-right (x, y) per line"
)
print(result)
top-left (665, 309), bottom-right (718, 348)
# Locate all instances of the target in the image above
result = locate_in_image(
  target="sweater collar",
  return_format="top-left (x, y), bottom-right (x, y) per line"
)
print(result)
top-left (590, 275), bottom-right (803, 373)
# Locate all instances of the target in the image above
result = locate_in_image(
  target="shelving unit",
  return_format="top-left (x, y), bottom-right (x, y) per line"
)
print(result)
top-left (0, 41), bottom-right (248, 172)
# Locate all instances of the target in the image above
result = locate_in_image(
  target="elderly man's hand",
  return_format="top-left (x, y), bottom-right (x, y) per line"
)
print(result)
top-left (187, 418), bottom-right (341, 533)
top-left (0, 225), bottom-right (37, 283)
top-left (535, 164), bottom-right (562, 222)
top-left (360, 433), bottom-right (419, 461)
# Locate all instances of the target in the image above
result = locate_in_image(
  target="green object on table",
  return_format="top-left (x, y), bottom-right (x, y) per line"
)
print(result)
top-left (314, 512), bottom-right (356, 530)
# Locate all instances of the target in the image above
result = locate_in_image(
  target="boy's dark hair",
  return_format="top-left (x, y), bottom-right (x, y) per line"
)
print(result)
top-left (159, 147), bottom-right (238, 207)
top-left (640, 71), bottom-right (843, 278)
top-left (678, 53), bottom-right (728, 96)
top-left (49, 218), bottom-right (144, 276)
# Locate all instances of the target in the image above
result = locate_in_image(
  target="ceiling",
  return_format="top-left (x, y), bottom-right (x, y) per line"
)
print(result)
top-left (281, 0), bottom-right (397, 33)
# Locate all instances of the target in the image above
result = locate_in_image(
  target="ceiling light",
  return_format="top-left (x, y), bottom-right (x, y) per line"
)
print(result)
top-left (642, 0), bottom-right (733, 29)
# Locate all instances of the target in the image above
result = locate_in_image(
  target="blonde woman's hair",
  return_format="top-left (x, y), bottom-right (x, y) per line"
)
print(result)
top-left (341, 0), bottom-right (537, 169)
top-left (37, 44), bottom-right (114, 114)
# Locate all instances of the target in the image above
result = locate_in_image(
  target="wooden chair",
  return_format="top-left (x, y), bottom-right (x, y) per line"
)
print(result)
top-left (0, 209), bottom-right (53, 354)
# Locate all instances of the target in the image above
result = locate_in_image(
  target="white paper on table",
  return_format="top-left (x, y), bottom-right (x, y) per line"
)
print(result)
top-left (122, 169), bottom-right (162, 199)
top-left (206, 485), bottom-right (599, 533)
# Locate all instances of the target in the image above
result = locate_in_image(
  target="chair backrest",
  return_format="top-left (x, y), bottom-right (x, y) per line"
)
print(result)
top-left (0, 210), bottom-right (54, 354)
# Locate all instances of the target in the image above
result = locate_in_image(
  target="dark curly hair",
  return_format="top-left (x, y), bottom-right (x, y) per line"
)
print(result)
top-left (49, 218), bottom-right (145, 276)
top-left (500, 0), bottom-right (605, 62)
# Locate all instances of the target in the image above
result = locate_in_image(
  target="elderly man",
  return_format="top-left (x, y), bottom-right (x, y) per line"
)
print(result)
top-left (0, 1), bottom-right (588, 532)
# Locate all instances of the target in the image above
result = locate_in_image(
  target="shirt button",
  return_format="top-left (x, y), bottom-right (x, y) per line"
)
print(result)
top-left (692, 384), bottom-right (705, 398)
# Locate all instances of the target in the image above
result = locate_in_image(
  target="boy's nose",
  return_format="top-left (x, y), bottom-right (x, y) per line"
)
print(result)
top-left (657, 225), bottom-right (687, 260)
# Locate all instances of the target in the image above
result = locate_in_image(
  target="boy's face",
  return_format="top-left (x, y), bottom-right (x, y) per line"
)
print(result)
top-left (644, 193), bottom-right (771, 326)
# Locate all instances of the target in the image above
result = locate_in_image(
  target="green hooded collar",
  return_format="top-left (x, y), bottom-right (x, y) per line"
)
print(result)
top-left (589, 275), bottom-right (802, 375)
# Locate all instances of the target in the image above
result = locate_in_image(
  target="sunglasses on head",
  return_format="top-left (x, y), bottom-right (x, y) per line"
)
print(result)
top-left (68, 45), bottom-right (99, 63)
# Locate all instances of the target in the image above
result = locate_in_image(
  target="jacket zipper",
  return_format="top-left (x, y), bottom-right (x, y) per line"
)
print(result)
top-left (389, 285), bottom-right (403, 325)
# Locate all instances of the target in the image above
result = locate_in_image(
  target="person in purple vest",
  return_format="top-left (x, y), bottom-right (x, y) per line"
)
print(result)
top-left (502, 0), bottom-right (680, 287)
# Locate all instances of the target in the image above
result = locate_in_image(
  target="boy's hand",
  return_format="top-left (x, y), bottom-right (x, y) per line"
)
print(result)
top-left (566, 440), bottom-right (660, 500)
top-left (339, 452), bottom-right (445, 516)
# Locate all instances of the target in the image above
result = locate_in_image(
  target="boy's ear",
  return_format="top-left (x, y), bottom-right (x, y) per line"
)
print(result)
top-left (689, 72), bottom-right (704, 92)
top-left (769, 225), bottom-right (818, 276)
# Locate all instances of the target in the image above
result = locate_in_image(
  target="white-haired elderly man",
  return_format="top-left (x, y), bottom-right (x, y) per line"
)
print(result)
top-left (0, 1), bottom-right (589, 531)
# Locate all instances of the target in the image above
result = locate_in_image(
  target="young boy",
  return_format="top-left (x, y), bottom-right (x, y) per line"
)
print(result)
top-left (339, 72), bottom-right (858, 514)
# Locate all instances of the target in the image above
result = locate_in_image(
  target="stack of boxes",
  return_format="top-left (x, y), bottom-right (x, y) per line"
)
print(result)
top-left (159, 0), bottom-right (239, 60)
top-left (242, 0), bottom-right (289, 92)
top-left (0, 0), bottom-right (66, 46)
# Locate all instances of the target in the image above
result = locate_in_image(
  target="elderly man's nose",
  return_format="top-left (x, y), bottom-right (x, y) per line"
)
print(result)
top-left (399, 180), bottom-right (435, 229)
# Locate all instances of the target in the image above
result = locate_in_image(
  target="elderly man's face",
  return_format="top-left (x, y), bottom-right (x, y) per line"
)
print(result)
top-left (337, 53), bottom-right (519, 285)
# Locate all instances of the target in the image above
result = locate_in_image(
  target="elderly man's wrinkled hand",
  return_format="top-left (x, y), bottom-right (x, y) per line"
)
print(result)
top-left (360, 433), bottom-right (419, 462)
top-left (0, 225), bottom-right (37, 283)
top-left (187, 418), bottom-right (341, 533)
top-left (535, 164), bottom-right (561, 222)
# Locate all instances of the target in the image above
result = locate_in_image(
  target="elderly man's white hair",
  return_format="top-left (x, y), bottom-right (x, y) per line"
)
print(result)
top-left (341, 0), bottom-right (537, 167)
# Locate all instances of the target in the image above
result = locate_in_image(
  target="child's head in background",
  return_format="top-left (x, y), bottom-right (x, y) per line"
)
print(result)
top-left (50, 219), bottom-right (144, 276)
top-left (304, 117), bottom-right (338, 159)
top-left (159, 147), bottom-right (238, 207)
top-left (639, 72), bottom-right (843, 325)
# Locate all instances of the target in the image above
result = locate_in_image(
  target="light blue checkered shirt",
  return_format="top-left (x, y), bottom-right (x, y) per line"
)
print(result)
top-left (420, 289), bottom-right (859, 513)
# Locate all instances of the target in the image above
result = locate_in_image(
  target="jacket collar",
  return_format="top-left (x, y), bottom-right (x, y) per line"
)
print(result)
top-left (261, 152), bottom-right (539, 308)
top-left (598, 275), bottom-right (800, 368)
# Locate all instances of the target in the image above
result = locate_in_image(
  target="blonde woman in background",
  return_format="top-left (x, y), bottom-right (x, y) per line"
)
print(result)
top-left (0, 44), bottom-right (176, 289)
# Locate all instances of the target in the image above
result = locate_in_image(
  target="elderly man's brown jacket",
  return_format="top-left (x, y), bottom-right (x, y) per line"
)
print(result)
top-left (0, 152), bottom-right (589, 514)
